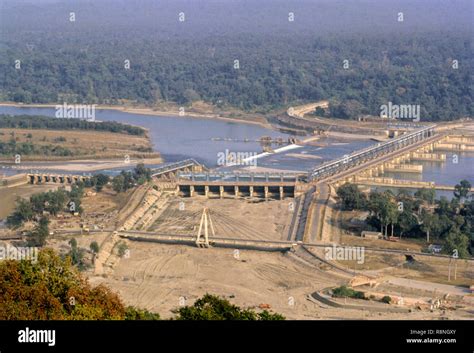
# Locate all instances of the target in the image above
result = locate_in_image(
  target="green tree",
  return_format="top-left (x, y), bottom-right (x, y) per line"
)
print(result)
top-left (133, 163), bottom-right (151, 184)
top-left (443, 227), bottom-right (469, 258)
top-left (93, 173), bottom-right (110, 192)
top-left (397, 209), bottom-right (418, 239)
top-left (27, 216), bottom-right (50, 247)
top-left (414, 188), bottom-right (436, 204)
top-left (90, 241), bottom-right (100, 254)
top-left (336, 183), bottom-right (367, 210)
top-left (125, 307), bottom-right (160, 320)
top-left (454, 180), bottom-right (471, 202)
top-left (112, 174), bottom-right (125, 193)
top-left (6, 198), bottom-right (34, 228)
top-left (68, 238), bottom-right (86, 270)
top-left (369, 191), bottom-right (397, 237)
top-left (175, 294), bottom-right (284, 320)
top-left (420, 210), bottom-right (437, 243)
top-left (0, 248), bottom-right (156, 320)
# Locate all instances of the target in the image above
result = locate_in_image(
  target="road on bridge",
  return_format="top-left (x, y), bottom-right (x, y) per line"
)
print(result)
top-left (304, 131), bottom-right (446, 243)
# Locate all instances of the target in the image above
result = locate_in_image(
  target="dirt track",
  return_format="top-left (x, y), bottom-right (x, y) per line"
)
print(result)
top-left (88, 242), bottom-right (473, 320)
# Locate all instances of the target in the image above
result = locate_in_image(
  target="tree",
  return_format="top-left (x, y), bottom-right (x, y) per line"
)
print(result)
top-left (368, 191), bottom-right (397, 237)
top-left (443, 227), bottom-right (469, 258)
top-left (336, 183), bottom-right (367, 210)
top-left (93, 173), bottom-right (110, 192)
top-left (454, 180), bottom-right (471, 202)
top-left (90, 241), bottom-right (100, 254)
top-left (397, 209), bottom-right (417, 239)
top-left (175, 294), bottom-right (284, 320)
top-left (68, 238), bottom-right (86, 270)
top-left (6, 198), bottom-right (34, 228)
top-left (133, 163), bottom-right (151, 185)
top-left (420, 211), bottom-right (437, 243)
top-left (27, 216), bottom-right (50, 247)
top-left (112, 174), bottom-right (125, 193)
top-left (0, 248), bottom-right (158, 320)
top-left (116, 242), bottom-right (129, 258)
top-left (414, 188), bottom-right (436, 205)
top-left (125, 307), bottom-right (160, 320)
top-left (314, 106), bottom-right (326, 116)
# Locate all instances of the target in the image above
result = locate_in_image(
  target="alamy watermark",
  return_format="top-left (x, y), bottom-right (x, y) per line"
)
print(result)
top-left (217, 149), bottom-right (258, 168)
top-left (324, 244), bottom-right (365, 264)
top-left (0, 245), bottom-right (38, 263)
top-left (55, 103), bottom-right (96, 121)
top-left (380, 101), bottom-right (420, 122)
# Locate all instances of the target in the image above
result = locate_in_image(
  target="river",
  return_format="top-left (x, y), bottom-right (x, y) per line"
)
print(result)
top-left (0, 106), bottom-right (373, 173)
top-left (0, 106), bottom-right (472, 190)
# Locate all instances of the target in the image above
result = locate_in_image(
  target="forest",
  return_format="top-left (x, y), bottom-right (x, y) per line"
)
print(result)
top-left (0, 0), bottom-right (471, 121)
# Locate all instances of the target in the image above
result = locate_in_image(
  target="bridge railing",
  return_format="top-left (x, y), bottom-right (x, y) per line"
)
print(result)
top-left (151, 158), bottom-right (202, 176)
top-left (309, 126), bottom-right (436, 181)
top-left (177, 171), bottom-right (304, 183)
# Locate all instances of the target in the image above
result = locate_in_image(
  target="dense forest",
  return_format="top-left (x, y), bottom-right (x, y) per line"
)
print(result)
top-left (0, 0), bottom-right (471, 121)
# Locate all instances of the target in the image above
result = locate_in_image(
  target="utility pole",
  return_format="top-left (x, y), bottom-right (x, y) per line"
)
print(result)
top-left (448, 258), bottom-right (452, 282)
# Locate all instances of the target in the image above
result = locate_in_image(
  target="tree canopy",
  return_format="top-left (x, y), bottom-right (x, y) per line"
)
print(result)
top-left (175, 294), bottom-right (284, 320)
top-left (0, 248), bottom-right (160, 320)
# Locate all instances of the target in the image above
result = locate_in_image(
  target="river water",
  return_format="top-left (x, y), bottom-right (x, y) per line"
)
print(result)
top-left (0, 106), bottom-right (373, 173)
top-left (0, 106), bottom-right (472, 190)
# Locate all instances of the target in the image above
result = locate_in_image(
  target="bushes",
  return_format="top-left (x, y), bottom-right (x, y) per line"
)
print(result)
top-left (332, 286), bottom-right (366, 300)
top-left (174, 294), bottom-right (285, 320)
top-left (7, 186), bottom-right (84, 229)
top-left (112, 163), bottom-right (151, 193)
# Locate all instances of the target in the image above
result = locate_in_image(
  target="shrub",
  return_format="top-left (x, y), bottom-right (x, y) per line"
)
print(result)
top-left (332, 286), bottom-right (366, 300)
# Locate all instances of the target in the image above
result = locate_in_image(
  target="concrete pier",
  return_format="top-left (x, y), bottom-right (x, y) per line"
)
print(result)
top-left (410, 152), bottom-right (446, 162)
top-left (384, 163), bottom-right (423, 173)
top-left (27, 173), bottom-right (92, 185)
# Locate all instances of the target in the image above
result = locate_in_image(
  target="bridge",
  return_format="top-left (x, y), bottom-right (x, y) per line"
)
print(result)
top-left (303, 125), bottom-right (451, 242)
top-left (151, 158), bottom-right (205, 178)
top-left (309, 125), bottom-right (436, 181)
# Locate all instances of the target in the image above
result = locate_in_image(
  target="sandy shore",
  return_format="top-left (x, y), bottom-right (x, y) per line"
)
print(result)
top-left (0, 157), bottom-right (164, 173)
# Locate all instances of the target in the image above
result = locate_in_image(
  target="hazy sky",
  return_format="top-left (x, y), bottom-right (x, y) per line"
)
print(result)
top-left (0, 0), bottom-right (471, 37)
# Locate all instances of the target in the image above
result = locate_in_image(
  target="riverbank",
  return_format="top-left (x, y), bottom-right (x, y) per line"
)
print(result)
top-left (0, 102), bottom-right (275, 130)
top-left (0, 157), bottom-right (164, 173)
top-left (0, 125), bottom-right (161, 162)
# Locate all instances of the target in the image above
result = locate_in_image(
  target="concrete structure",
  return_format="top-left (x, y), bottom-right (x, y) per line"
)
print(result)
top-left (383, 163), bottom-right (423, 173)
top-left (309, 126), bottom-right (436, 181)
top-left (27, 173), bottom-right (91, 184)
top-left (177, 171), bottom-right (306, 199)
top-left (151, 159), bottom-right (205, 179)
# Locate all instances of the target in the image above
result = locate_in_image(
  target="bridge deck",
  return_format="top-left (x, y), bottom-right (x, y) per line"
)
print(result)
top-left (178, 180), bottom-right (297, 186)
